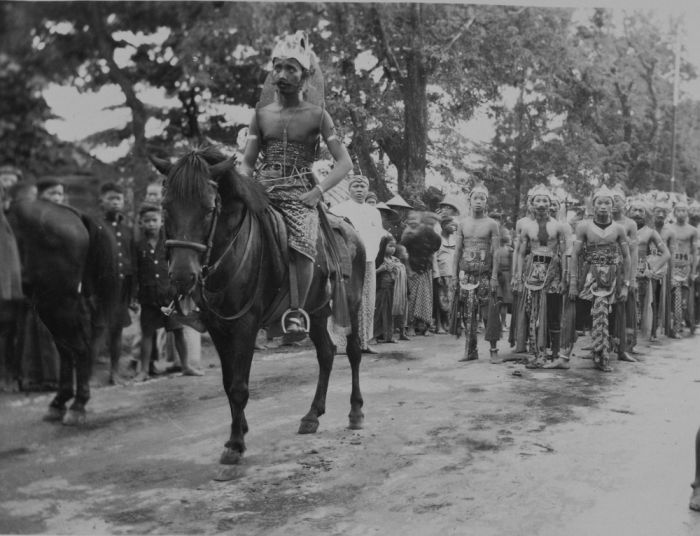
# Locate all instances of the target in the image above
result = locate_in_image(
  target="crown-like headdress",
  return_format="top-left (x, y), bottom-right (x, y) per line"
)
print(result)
top-left (673, 194), bottom-right (689, 211)
top-left (528, 184), bottom-right (552, 201)
top-left (272, 31), bottom-right (313, 70)
top-left (592, 185), bottom-right (614, 202)
top-left (611, 184), bottom-right (626, 200)
top-left (627, 195), bottom-right (650, 214)
top-left (469, 181), bottom-right (489, 199)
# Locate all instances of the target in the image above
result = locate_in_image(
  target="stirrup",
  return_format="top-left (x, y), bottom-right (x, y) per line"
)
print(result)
top-left (281, 308), bottom-right (310, 335)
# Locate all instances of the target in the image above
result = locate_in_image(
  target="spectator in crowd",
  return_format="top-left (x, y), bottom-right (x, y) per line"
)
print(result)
top-left (37, 179), bottom-right (66, 205)
top-left (134, 204), bottom-right (202, 381)
top-left (365, 191), bottom-right (378, 206)
top-left (402, 210), bottom-right (441, 336)
top-left (0, 167), bottom-right (23, 391)
top-left (331, 175), bottom-right (384, 353)
top-left (433, 215), bottom-right (458, 334)
top-left (144, 179), bottom-right (164, 206)
top-left (373, 235), bottom-right (401, 343)
top-left (394, 243), bottom-right (410, 340)
top-left (91, 182), bottom-right (137, 385)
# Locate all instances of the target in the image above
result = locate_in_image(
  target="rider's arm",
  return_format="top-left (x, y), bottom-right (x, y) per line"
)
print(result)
top-left (318, 111), bottom-right (352, 194)
top-left (240, 114), bottom-right (261, 178)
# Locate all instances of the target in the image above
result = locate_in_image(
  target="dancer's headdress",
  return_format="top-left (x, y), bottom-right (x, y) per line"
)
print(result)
top-left (611, 184), bottom-right (626, 200)
top-left (673, 194), bottom-right (689, 211)
top-left (592, 185), bottom-right (614, 202)
top-left (348, 174), bottom-right (369, 188)
top-left (469, 181), bottom-right (488, 199)
top-left (258, 31), bottom-right (325, 109)
top-left (272, 31), bottom-right (313, 70)
top-left (528, 184), bottom-right (552, 201)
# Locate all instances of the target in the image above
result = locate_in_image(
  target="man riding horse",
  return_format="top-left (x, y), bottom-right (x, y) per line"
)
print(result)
top-left (238, 31), bottom-right (353, 339)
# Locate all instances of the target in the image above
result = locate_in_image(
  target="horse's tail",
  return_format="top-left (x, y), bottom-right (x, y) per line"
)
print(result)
top-left (80, 214), bottom-right (119, 318)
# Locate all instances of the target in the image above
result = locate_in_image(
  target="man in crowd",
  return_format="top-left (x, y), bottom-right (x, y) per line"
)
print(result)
top-left (569, 185), bottom-right (631, 372)
top-left (652, 197), bottom-right (676, 340)
top-left (670, 199), bottom-right (698, 337)
top-left (91, 182), bottom-right (136, 384)
top-left (331, 175), bottom-right (384, 353)
top-left (509, 189), bottom-right (535, 354)
top-left (450, 182), bottom-right (501, 362)
top-left (37, 179), bottom-right (66, 205)
top-left (611, 186), bottom-right (638, 361)
top-left (512, 185), bottom-right (568, 369)
top-left (628, 197), bottom-right (669, 349)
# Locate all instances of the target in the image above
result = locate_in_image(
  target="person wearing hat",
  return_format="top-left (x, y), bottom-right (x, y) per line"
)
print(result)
top-left (385, 194), bottom-right (412, 241)
top-left (438, 195), bottom-right (461, 218)
top-left (37, 178), bottom-right (66, 205)
top-left (239, 31), bottom-right (353, 339)
top-left (670, 199), bottom-right (697, 337)
top-left (91, 181), bottom-right (137, 384)
top-left (331, 175), bottom-right (384, 353)
top-left (569, 185), bottom-right (631, 372)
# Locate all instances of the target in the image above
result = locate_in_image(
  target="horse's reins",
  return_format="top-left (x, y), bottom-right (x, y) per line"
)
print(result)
top-left (164, 178), bottom-right (263, 322)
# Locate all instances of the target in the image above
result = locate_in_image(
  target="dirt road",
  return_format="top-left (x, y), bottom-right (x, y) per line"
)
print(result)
top-left (1, 331), bottom-right (700, 535)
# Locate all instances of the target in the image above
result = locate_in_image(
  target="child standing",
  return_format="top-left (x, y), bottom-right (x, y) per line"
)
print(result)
top-left (374, 235), bottom-right (401, 343)
top-left (134, 204), bottom-right (203, 381)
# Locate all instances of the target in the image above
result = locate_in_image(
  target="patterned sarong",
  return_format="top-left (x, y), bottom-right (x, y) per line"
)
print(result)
top-left (257, 140), bottom-right (319, 261)
top-left (579, 243), bottom-right (620, 370)
top-left (523, 249), bottom-right (561, 358)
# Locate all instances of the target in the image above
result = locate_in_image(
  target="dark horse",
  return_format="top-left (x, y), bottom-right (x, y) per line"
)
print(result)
top-left (9, 198), bottom-right (119, 424)
top-left (151, 147), bottom-right (365, 469)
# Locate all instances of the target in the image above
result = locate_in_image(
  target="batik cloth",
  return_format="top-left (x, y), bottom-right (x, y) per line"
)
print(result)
top-left (407, 266), bottom-right (433, 325)
top-left (579, 243), bottom-right (621, 370)
top-left (257, 140), bottom-right (319, 261)
top-left (523, 248), bottom-right (562, 357)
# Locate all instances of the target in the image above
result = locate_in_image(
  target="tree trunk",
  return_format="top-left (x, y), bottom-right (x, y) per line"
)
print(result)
top-left (399, 4), bottom-right (428, 205)
top-left (89, 4), bottom-right (150, 191)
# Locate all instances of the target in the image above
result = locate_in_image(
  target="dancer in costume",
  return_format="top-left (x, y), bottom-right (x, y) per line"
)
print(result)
top-left (509, 191), bottom-right (536, 354)
top-left (240, 31), bottom-right (353, 338)
top-left (450, 183), bottom-right (501, 362)
top-left (627, 197), bottom-right (669, 348)
top-left (670, 199), bottom-right (698, 337)
top-left (512, 185), bottom-right (568, 369)
top-left (611, 186), bottom-right (638, 361)
top-left (569, 185), bottom-right (631, 372)
top-left (651, 197), bottom-right (676, 340)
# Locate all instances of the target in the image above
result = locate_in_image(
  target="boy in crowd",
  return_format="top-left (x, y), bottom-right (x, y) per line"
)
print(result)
top-left (91, 182), bottom-right (136, 384)
top-left (134, 204), bottom-right (202, 380)
top-left (37, 179), bottom-right (65, 205)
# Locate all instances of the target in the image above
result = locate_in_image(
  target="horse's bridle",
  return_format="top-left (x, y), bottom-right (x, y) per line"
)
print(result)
top-left (164, 179), bottom-right (221, 273)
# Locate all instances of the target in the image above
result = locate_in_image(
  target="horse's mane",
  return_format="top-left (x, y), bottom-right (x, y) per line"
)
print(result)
top-left (168, 146), bottom-right (269, 215)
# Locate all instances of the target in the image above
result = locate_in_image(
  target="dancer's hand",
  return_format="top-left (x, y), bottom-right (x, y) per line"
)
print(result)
top-left (619, 286), bottom-right (629, 302)
top-left (489, 276), bottom-right (498, 293)
top-left (568, 286), bottom-right (578, 301)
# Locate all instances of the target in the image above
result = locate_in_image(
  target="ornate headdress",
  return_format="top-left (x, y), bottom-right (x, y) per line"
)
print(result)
top-left (651, 191), bottom-right (672, 213)
top-left (592, 185), bottom-right (614, 202)
top-left (611, 184), bottom-right (626, 200)
top-left (528, 184), bottom-right (552, 201)
top-left (673, 194), bottom-right (689, 212)
top-left (272, 31), bottom-right (313, 70)
top-left (469, 181), bottom-right (488, 199)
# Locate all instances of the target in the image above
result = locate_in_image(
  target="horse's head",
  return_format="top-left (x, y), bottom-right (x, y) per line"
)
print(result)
top-left (152, 147), bottom-right (237, 295)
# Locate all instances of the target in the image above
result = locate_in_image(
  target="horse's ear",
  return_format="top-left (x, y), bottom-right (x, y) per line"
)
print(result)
top-left (209, 156), bottom-right (238, 181)
top-left (149, 155), bottom-right (172, 176)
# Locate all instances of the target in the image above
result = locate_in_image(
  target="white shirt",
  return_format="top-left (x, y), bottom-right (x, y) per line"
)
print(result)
top-left (330, 200), bottom-right (384, 261)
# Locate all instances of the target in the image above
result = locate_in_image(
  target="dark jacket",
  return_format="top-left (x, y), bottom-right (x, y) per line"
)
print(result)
top-left (135, 231), bottom-right (173, 307)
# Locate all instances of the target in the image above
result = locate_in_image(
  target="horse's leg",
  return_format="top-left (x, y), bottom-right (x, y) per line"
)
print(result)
top-left (208, 324), bottom-right (255, 465)
top-left (346, 313), bottom-right (364, 430)
top-left (299, 313), bottom-right (335, 434)
top-left (63, 299), bottom-right (92, 426)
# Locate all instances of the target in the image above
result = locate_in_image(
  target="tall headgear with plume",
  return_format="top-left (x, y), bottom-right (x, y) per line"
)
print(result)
top-left (592, 184), bottom-right (615, 202)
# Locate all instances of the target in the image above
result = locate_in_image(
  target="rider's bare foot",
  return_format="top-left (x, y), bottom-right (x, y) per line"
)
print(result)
top-left (690, 484), bottom-right (700, 511)
top-left (543, 358), bottom-right (570, 369)
top-left (181, 367), bottom-right (204, 377)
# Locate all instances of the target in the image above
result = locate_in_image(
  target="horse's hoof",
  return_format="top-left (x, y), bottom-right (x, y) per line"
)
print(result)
top-left (219, 447), bottom-right (243, 465)
top-left (214, 465), bottom-right (245, 482)
top-left (42, 406), bottom-right (66, 422)
top-left (348, 414), bottom-right (365, 430)
top-left (62, 409), bottom-right (86, 426)
top-left (298, 418), bottom-right (319, 434)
